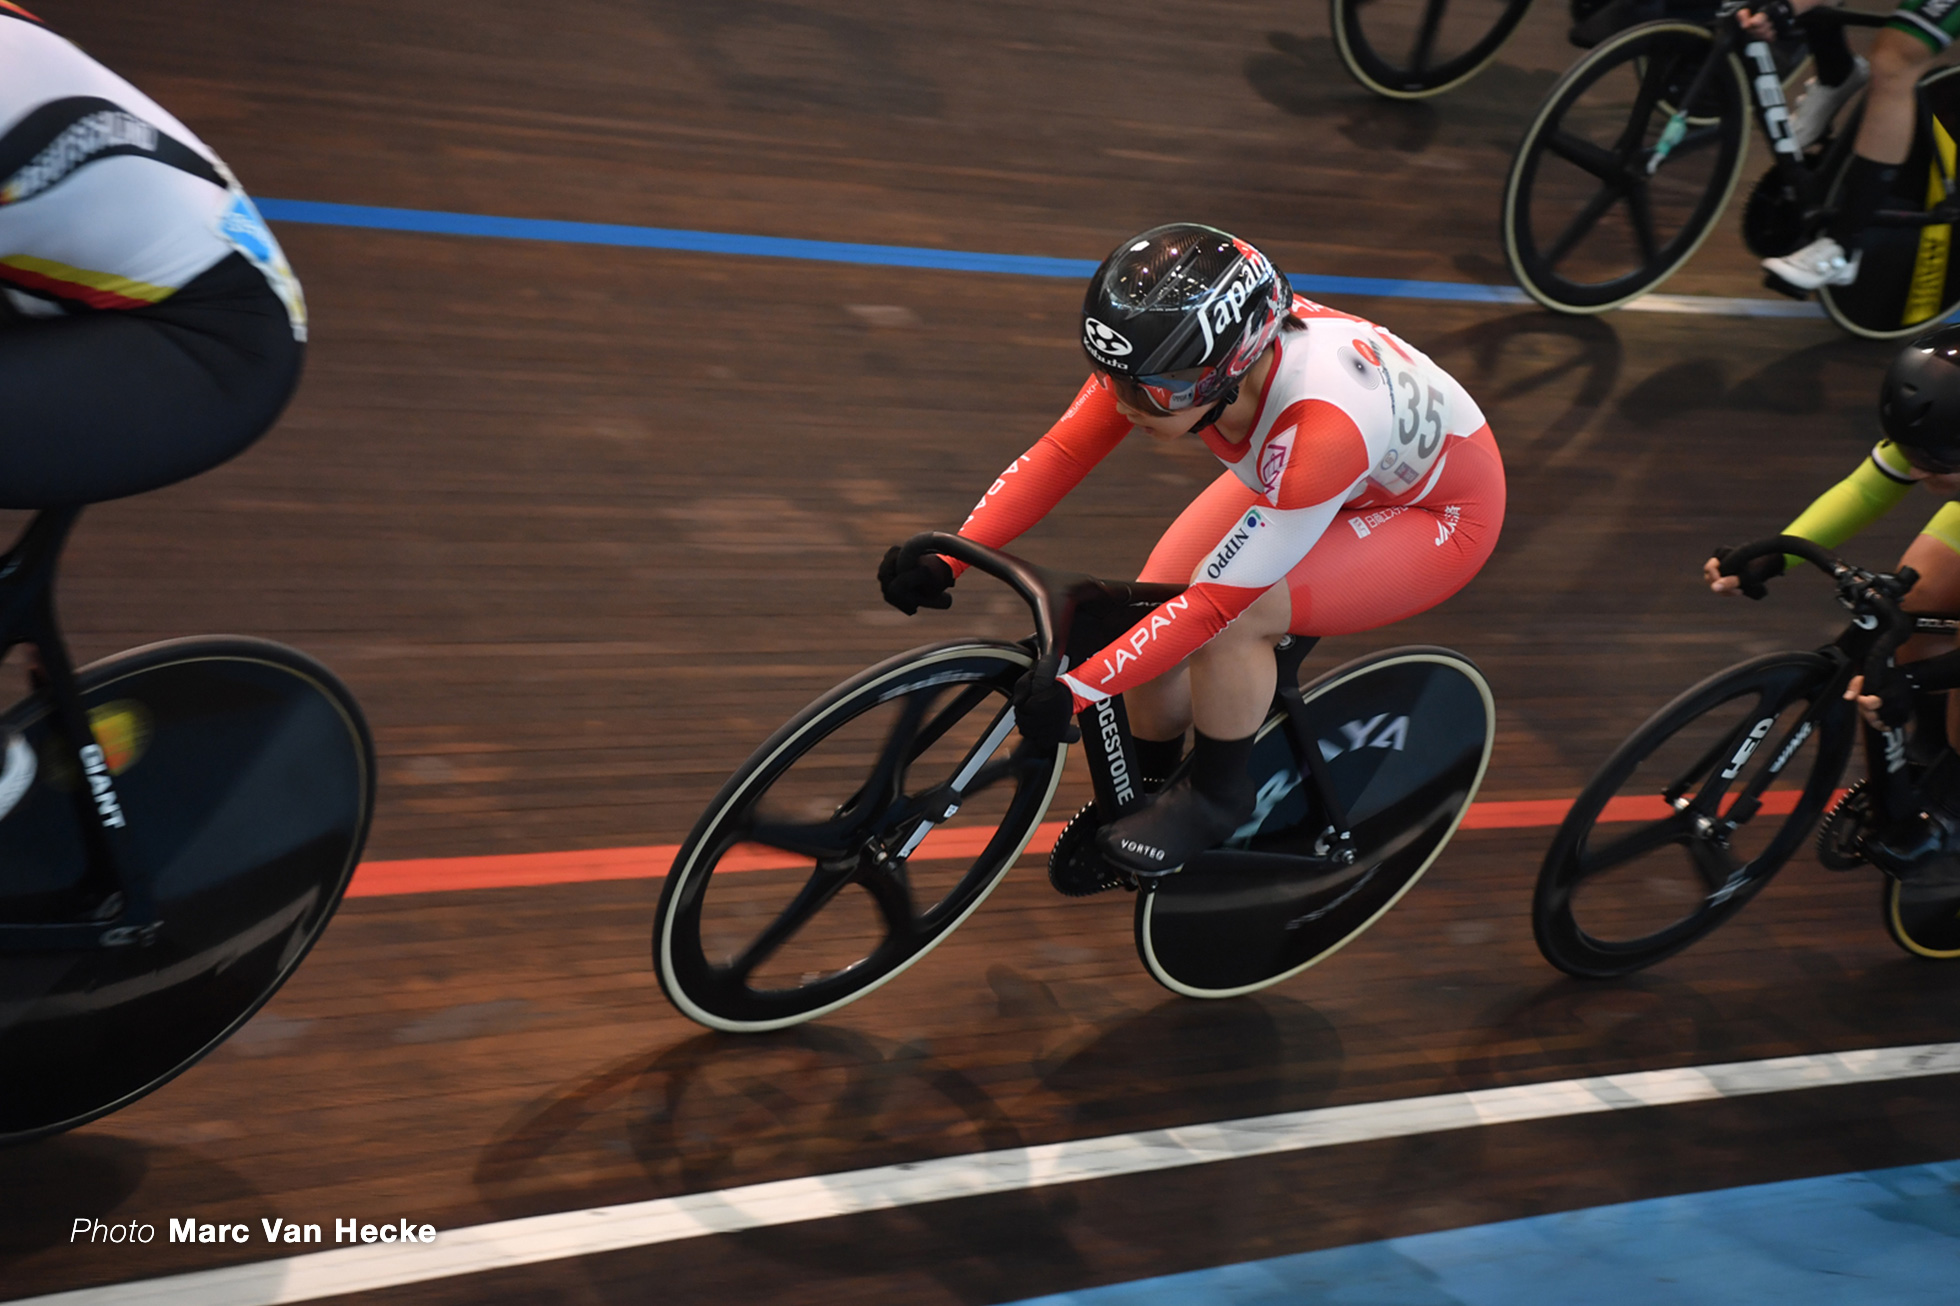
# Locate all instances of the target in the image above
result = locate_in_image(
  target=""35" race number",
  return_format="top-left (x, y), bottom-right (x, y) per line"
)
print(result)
top-left (1394, 371), bottom-right (1446, 459)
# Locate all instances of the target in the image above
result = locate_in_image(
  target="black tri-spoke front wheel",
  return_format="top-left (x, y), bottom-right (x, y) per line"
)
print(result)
top-left (1535, 651), bottom-right (1851, 978)
top-left (655, 641), bottom-right (1065, 1032)
top-left (1330, 0), bottom-right (1536, 99)
top-left (1504, 22), bottom-right (1749, 312)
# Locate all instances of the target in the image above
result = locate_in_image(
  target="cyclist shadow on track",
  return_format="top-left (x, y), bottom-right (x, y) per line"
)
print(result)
top-left (1248, 31), bottom-right (1558, 151)
top-left (473, 1022), bottom-right (1088, 1302)
top-left (1434, 958), bottom-right (1960, 1199)
top-left (1724, 336), bottom-right (1902, 419)
top-left (0, 1135), bottom-right (260, 1266)
top-left (1033, 989), bottom-right (1344, 1134)
top-left (1428, 310), bottom-right (1623, 457)
top-left (471, 988), bottom-right (1343, 1297)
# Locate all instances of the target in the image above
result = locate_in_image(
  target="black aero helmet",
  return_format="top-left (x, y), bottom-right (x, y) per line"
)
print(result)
top-left (1081, 223), bottom-right (1292, 417)
top-left (1881, 324), bottom-right (1960, 472)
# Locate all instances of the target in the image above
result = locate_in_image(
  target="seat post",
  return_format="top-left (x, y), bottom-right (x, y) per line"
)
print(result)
top-left (1271, 634), bottom-right (1354, 835)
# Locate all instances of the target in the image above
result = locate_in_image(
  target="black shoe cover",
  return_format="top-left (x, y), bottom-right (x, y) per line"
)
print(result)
top-left (1866, 810), bottom-right (1960, 886)
top-left (1096, 776), bottom-right (1251, 878)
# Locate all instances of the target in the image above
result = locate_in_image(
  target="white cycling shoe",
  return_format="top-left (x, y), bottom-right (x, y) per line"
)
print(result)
top-left (1789, 56), bottom-right (1869, 151)
top-left (1763, 236), bottom-right (1862, 292)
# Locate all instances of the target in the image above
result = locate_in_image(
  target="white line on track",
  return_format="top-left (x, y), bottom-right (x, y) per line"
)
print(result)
top-left (1621, 293), bottom-right (1824, 318)
top-left (15, 1041), bottom-right (1960, 1306)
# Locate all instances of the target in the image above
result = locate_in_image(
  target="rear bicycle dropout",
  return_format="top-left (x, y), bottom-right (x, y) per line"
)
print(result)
top-left (1135, 647), bottom-right (1496, 998)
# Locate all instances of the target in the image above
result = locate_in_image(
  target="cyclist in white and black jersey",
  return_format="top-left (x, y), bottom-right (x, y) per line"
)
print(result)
top-left (0, 3), bottom-right (306, 504)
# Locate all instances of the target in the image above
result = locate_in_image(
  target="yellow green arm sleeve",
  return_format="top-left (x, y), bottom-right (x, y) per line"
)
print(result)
top-left (1781, 447), bottom-right (1916, 567)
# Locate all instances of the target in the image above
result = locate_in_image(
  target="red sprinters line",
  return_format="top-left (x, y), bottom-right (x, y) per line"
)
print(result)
top-left (345, 788), bottom-right (1823, 899)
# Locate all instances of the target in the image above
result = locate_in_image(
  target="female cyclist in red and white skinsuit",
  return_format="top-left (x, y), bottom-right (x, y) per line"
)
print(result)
top-left (879, 224), bottom-right (1506, 878)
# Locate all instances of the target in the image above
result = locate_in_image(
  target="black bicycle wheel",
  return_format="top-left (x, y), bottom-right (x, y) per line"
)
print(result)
top-left (1504, 21), bottom-right (1750, 312)
top-left (1882, 877), bottom-right (1960, 959)
top-left (1534, 651), bottom-right (1851, 979)
top-left (1330, 0), bottom-right (1536, 99)
top-left (1136, 647), bottom-right (1495, 998)
top-left (0, 637), bottom-right (375, 1144)
top-left (655, 640), bottom-right (1065, 1032)
top-left (1820, 66), bottom-right (1960, 340)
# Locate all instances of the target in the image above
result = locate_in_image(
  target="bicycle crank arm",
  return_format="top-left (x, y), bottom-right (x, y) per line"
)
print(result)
top-left (1867, 203), bottom-right (1960, 228)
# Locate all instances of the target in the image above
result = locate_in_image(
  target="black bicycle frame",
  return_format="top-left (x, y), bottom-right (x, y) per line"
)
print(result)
top-left (1720, 535), bottom-right (1959, 835)
top-left (0, 508), bottom-right (155, 952)
top-left (1680, 6), bottom-right (1948, 232)
top-left (896, 530), bottom-right (1361, 857)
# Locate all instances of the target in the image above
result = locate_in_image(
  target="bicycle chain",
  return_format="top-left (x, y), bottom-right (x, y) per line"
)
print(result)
top-left (1047, 802), bottom-right (1136, 897)
top-left (1816, 779), bottom-right (1871, 871)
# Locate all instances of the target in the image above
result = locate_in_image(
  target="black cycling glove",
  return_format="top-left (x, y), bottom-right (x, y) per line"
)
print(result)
top-left (1011, 668), bottom-right (1081, 749)
top-left (1755, 0), bottom-right (1800, 39)
top-left (878, 545), bottom-right (955, 615)
top-left (1714, 545), bottom-right (1786, 600)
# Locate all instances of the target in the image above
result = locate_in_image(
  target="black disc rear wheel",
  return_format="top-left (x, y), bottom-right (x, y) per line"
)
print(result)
top-left (1136, 647), bottom-right (1495, 998)
top-left (1534, 651), bottom-right (1849, 978)
top-left (1883, 876), bottom-right (1960, 958)
top-left (655, 641), bottom-right (1065, 1032)
top-left (0, 637), bottom-right (375, 1144)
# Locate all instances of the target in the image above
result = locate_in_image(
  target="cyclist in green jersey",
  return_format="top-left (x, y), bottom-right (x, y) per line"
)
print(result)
top-left (1707, 325), bottom-right (1960, 875)
top-left (1740, 0), bottom-right (1959, 291)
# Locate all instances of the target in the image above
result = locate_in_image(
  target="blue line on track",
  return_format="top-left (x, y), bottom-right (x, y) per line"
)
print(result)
top-left (256, 198), bottom-right (1536, 305)
top-left (991, 1159), bottom-right (1960, 1306)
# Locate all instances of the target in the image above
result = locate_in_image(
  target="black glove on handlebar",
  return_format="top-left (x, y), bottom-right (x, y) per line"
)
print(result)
top-left (878, 545), bottom-right (955, 615)
top-left (1011, 668), bottom-right (1081, 749)
top-left (1714, 544), bottom-right (1786, 600)
top-left (1754, 0), bottom-right (1800, 39)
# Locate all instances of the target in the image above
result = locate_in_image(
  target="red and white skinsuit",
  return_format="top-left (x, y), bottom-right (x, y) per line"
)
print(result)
top-left (954, 297), bottom-right (1506, 711)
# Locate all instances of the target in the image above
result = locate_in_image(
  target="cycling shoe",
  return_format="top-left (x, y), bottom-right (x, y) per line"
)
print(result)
top-left (1096, 775), bottom-right (1251, 878)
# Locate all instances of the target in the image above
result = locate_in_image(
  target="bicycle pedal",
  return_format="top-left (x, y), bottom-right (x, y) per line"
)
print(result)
top-left (1046, 802), bottom-right (1138, 896)
top-left (1049, 856), bottom-right (1135, 896)
top-left (1761, 271), bottom-right (1812, 301)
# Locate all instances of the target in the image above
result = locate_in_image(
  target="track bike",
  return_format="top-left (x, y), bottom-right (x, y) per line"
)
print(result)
top-left (0, 508), bottom-right (375, 1144)
top-left (653, 532), bottom-right (1496, 1032)
top-left (1535, 535), bottom-right (1960, 979)
top-left (1502, 4), bottom-right (1960, 337)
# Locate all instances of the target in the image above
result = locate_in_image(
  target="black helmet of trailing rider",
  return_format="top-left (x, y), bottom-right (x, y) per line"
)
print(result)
top-left (1881, 324), bottom-right (1960, 473)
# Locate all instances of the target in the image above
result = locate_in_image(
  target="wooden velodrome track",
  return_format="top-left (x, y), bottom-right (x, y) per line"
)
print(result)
top-left (6, 1), bottom-right (1960, 1301)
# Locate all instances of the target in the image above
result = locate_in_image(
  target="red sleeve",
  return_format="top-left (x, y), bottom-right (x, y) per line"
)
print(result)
top-left (948, 376), bottom-right (1132, 575)
top-left (1060, 580), bottom-right (1263, 707)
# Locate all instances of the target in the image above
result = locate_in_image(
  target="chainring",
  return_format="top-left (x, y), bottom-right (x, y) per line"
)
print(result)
top-left (1047, 802), bottom-right (1135, 897)
top-left (1742, 166), bottom-right (1809, 259)
top-left (1817, 779), bottom-right (1872, 871)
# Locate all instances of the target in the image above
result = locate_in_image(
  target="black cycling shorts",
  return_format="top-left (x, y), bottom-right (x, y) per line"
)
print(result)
top-left (0, 252), bottom-right (302, 507)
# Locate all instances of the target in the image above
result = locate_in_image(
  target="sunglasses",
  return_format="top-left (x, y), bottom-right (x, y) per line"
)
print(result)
top-left (1100, 366), bottom-right (1222, 417)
